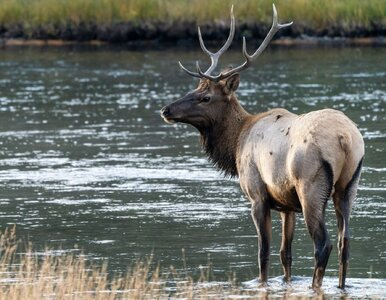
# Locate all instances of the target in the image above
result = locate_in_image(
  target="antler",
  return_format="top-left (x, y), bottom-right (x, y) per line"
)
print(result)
top-left (179, 4), bottom-right (293, 82)
top-left (178, 5), bottom-right (235, 79)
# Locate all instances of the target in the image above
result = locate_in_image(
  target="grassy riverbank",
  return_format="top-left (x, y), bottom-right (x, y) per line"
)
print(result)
top-left (0, 0), bottom-right (385, 28)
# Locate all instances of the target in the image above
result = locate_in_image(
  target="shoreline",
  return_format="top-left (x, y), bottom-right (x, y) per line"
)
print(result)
top-left (1, 21), bottom-right (385, 48)
top-left (1, 37), bottom-right (385, 48)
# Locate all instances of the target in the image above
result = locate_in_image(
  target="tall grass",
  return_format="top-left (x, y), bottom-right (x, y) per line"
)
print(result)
top-left (0, 227), bottom-right (263, 299)
top-left (0, 0), bottom-right (385, 28)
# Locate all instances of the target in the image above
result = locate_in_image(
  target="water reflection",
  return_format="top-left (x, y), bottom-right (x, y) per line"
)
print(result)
top-left (0, 46), bottom-right (385, 297)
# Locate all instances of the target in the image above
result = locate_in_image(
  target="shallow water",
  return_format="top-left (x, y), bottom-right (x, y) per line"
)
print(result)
top-left (242, 276), bottom-right (386, 298)
top-left (0, 45), bottom-right (385, 296)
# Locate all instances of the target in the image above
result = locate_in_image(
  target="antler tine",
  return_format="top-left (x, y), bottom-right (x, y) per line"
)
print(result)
top-left (220, 3), bottom-right (293, 79)
top-left (179, 4), bottom-right (292, 82)
top-left (198, 5), bottom-right (235, 75)
top-left (179, 6), bottom-right (235, 80)
top-left (246, 4), bottom-right (292, 61)
top-left (178, 61), bottom-right (202, 79)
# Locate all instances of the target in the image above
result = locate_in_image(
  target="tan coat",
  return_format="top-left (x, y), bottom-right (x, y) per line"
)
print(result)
top-left (238, 108), bottom-right (364, 213)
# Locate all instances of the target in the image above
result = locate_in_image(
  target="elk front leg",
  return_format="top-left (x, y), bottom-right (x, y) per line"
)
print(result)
top-left (251, 200), bottom-right (272, 284)
top-left (280, 211), bottom-right (295, 282)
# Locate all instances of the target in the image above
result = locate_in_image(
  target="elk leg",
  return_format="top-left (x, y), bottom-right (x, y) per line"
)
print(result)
top-left (302, 205), bottom-right (332, 289)
top-left (297, 160), bottom-right (334, 289)
top-left (251, 201), bottom-right (271, 284)
top-left (333, 204), bottom-right (350, 289)
top-left (333, 158), bottom-right (362, 289)
top-left (311, 220), bottom-right (332, 289)
top-left (280, 211), bottom-right (295, 282)
top-left (333, 185), bottom-right (359, 288)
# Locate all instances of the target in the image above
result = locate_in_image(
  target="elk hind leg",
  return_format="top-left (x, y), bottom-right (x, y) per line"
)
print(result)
top-left (305, 209), bottom-right (332, 289)
top-left (334, 158), bottom-right (363, 289)
top-left (333, 198), bottom-right (349, 289)
top-left (298, 160), bottom-right (334, 289)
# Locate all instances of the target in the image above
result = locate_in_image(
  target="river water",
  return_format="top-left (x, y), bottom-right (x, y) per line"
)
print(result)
top-left (0, 45), bottom-right (385, 297)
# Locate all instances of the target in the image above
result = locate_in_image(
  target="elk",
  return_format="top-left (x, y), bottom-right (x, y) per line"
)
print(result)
top-left (160, 5), bottom-right (364, 289)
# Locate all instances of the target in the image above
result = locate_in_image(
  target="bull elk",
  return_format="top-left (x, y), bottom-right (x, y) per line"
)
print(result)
top-left (160, 4), bottom-right (364, 289)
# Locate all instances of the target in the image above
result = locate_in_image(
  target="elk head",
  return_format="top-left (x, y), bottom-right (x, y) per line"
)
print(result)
top-left (161, 5), bottom-right (292, 177)
top-left (161, 4), bottom-right (292, 130)
top-left (160, 74), bottom-right (241, 129)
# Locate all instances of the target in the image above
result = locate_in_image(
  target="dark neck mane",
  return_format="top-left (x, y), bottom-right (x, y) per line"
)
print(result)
top-left (200, 128), bottom-right (238, 177)
top-left (198, 100), bottom-right (250, 177)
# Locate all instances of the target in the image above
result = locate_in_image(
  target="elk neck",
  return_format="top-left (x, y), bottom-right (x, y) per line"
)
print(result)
top-left (198, 95), bottom-right (251, 177)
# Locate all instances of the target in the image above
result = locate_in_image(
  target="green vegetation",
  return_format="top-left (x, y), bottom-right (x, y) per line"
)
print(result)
top-left (0, 0), bottom-right (385, 28)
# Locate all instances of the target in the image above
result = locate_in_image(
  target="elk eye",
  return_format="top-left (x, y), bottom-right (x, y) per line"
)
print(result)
top-left (201, 96), bottom-right (211, 102)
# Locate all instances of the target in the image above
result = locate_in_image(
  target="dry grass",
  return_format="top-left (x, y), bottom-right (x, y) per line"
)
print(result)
top-left (0, 226), bottom-right (261, 300)
top-left (0, 0), bottom-right (385, 28)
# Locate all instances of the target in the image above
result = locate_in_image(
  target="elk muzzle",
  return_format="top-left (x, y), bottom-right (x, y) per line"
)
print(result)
top-left (160, 93), bottom-right (203, 126)
top-left (160, 105), bottom-right (176, 124)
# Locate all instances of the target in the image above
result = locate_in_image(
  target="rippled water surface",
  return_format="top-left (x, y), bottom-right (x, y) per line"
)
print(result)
top-left (0, 46), bottom-right (385, 297)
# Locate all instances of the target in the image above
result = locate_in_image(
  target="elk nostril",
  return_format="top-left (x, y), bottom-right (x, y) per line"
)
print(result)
top-left (160, 106), bottom-right (170, 116)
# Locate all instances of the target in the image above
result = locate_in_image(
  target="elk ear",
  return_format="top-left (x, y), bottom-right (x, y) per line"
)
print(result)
top-left (224, 73), bottom-right (240, 94)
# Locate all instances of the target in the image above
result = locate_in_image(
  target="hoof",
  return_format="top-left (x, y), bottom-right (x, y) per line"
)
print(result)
top-left (311, 282), bottom-right (324, 294)
top-left (312, 281), bottom-right (323, 290)
top-left (282, 276), bottom-right (291, 284)
top-left (257, 278), bottom-right (269, 288)
top-left (338, 283), bottom-right (346, 290)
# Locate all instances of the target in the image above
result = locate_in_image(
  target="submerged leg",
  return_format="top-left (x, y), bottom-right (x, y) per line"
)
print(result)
top-left (280, 211), bottom-right (296, 282)
top-left (251, 200), bottom-right (272, 283)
